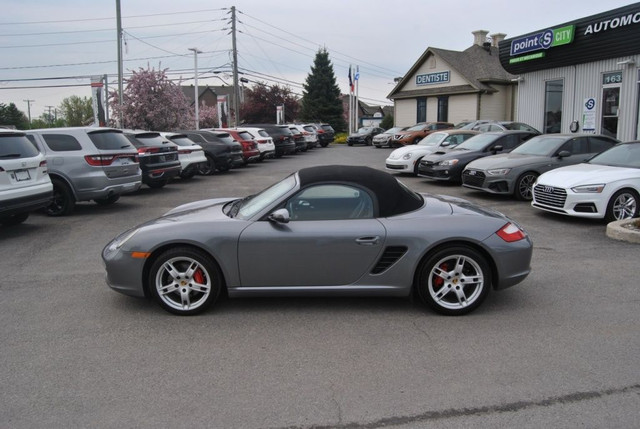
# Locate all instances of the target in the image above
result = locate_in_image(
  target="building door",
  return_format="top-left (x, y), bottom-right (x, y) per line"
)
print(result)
top-left (601, 72), bottom-right (622, 139)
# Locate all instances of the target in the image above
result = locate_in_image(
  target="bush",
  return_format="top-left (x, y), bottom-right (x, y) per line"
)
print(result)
top-left (334, 132), bottom-right (348, 144)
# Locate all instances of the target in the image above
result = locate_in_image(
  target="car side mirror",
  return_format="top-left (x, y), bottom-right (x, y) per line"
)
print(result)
top-left (557, 150), bottom-right (571, 158)
top-left (491, 145), bottom-right (503, 153)
top-left (441, 142), bottom-right (450, 147)
top-left (268, 208), bottom-right (290, 224)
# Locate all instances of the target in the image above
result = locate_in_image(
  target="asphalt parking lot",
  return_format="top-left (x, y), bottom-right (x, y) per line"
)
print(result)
top-left (2, 144), bottom-right (639, 428)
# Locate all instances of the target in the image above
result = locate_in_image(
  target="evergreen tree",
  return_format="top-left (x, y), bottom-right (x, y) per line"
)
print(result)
top-left (300, 49), bottom-right (346, 132)
top-left (0, 103), bottom-right (29, 129)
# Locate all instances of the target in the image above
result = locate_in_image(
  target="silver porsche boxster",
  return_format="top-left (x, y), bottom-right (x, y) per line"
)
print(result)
top-left (103, 165), bottom-right (532, 316)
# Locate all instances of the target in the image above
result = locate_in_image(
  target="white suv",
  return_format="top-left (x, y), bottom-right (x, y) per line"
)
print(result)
top-left (236, 127), bottom-right (276, 161)
top-left (0, 129), bottom-right (53, 226)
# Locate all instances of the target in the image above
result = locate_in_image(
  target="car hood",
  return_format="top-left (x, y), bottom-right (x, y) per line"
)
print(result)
top-left (466, 152), bottom-right (549, 170)
top-left (423, 147), bottom-right (478, 161)
top-left (537, 163), bottom-right (640, 187)
top-left (389, 145), bottom-right (438, 158)
top-left (159, 197), bottom-right (236, 220)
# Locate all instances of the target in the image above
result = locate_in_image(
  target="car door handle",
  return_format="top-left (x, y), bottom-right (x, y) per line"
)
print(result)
top-left (356, 236), bottom-right (380, 246)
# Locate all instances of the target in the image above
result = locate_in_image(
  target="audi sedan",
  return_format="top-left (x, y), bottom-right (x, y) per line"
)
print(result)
top-left (532, 141), bottom-right (639, 221)
top-left (103, 165), bottom-right (532, 316)
top-left (462, 134), bottom-right (618, 200)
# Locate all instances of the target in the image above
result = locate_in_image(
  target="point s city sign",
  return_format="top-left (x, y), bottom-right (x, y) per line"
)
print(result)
top-left (509, 25), bottom-right (575, 58)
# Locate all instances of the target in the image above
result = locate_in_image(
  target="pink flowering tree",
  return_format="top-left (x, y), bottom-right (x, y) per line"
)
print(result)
top-left (197, 103), bottom-right (219, 129)
top-left (109, 67), bottom-right (192, 131)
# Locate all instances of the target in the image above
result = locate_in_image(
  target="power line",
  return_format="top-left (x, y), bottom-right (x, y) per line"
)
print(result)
top-left (0, 8), bottom-right (227, 26)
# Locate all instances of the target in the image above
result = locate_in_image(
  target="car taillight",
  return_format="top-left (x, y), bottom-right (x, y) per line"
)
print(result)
top-left (178, 149), bottom-right (192, 154)
top-left (84, 155), bottom-right (117, 166)
top-left (496, 222), bottom-right (527, 242)
top-left (257, 139), bottom-right (267, 144)
top-left (39, 160), bottom-right (47, 167)
top-left (317, 129), bottom-right (325, 134)
top-left (138, 147), bottom-right (159, 154)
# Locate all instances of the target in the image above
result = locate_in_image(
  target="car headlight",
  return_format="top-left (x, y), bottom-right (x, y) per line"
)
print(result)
top-left (486, 168), bottom-right (511, 176)
top-left (439, 159), bottom-right (458, 166)
top-left (571, 184), bottom-right (605, 193)
top-left (402, 153), bottom-right (413, 160)
top-left (106, 228), bottom-right (140, 252)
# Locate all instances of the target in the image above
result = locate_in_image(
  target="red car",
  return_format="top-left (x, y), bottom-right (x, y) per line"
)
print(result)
top-left (217, 129), bottom-right (260, 164)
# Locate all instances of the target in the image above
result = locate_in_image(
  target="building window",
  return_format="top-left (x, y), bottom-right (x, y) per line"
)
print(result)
top-left (544, 80), bottom-right (563, 133)
top-left (437, 96), bottom-right (449, 122)
top-left (636, 69), bottom-right (639, 140)
top-left (417, 97), bottom-right (426, 123)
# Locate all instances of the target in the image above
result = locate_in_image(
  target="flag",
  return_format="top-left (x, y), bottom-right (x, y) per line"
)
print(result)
top-left (348, 65), bottom-right (354, 93)
top-left (354, 66), bottom-right (360, 81)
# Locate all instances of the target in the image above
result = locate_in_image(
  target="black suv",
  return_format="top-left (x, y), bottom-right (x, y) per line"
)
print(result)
top-left (176, 130), bottom-right (244, 174)
top-left (243, 124), bottom-right (296, 157)
top-left (123, 130), bottom-right (181, 188)
top-left (314, 123), bottom-right (335, 147)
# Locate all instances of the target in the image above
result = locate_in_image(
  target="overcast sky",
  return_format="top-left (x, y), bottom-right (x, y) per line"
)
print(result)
top-left (1, 0), bottom-right (636, 119)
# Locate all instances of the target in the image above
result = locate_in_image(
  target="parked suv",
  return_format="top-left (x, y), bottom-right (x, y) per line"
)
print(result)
top-left (312, 123), bottom-right (335, 147)
top-left (392, 122), bottom-right (454, 146)
top-left (0, 129), bottom-right (53, 225)
top-left (236, 127), bottom-right (276, 161)
top-left (122, 130), bottom-right (181, 188)
top-left (26, 127), bottom-right (141, 216)
top-left (215, 128), bottom-right (260, 164)
top-left (244, 124), bottom-right (296, 157)
top-left (176, 130), bottom-right (244, 174)
top-left (159, 132), bottom-right (207, 179)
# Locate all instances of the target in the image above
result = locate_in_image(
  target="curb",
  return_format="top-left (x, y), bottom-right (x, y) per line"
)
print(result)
top-left (606, 219), bottom-right (640, 244)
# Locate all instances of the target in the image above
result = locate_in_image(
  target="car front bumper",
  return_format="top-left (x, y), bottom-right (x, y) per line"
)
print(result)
top-left (532, 185), bottom-right (608, 219)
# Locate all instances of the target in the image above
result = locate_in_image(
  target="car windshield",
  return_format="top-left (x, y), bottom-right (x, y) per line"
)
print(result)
top-left (588, 143), bottom-right (640, 168)
top-left (502, 122), bottom-right (540, 133)
top-left (233, 174), bottom-right (297, 219)
top-left (418, 132), bottom-right (446, 146)
top-left (511, 136), bottom-right (565, 156)
top-left (406, 124), bottom-right (427, 132)
top-left (0, 134), bottom-right (40, 157)
top-left (357, 127), bottom-right (373, 134)
top-left (168, 136), bottom-right (196, 147)
top-left (88, 130), bottom-right (134, 150)
top-left (453, 134), bottom-right (499, 151)
top-left (384, 127), bottom-right (405, 134)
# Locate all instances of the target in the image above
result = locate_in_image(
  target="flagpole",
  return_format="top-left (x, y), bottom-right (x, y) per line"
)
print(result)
top-left (348, 65), bottom-right (353, 134)
top-left (355, 65), bottom-right (360, 130)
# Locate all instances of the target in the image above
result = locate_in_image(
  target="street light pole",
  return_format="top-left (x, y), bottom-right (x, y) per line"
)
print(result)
top-left (188, 47), bottom-right (202, 130)
top-left (23, 99), bottom-right (35, 128)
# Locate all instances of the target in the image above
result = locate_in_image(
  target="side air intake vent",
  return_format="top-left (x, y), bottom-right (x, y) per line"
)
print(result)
top-left (371, 246), bottom-right (408, 274)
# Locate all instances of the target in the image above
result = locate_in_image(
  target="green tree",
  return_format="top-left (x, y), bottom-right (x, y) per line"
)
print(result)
top-left (59, 95), bottom-right (94, 126)
top-left (299, 48), bottom-right (346, 132)
top-left (380, 114), bottom-right (394, 129)
top-left (0, 102), bottom-right (29, 129)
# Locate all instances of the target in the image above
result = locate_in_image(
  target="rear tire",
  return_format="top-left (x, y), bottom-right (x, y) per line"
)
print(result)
top-left (147, 180), bottom-right (167, 189)
top-left (46, 178), bottom-right (75, 216)
top-left (94, 195), bottom-right (120, 205)
top-left (1, 212), bottom-right (29, 226)
top-left (198, 155), bottom-right (216, 175)
top-left (416, 246), bottom-right (491, 315)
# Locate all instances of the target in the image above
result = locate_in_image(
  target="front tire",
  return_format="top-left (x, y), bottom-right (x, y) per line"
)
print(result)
top-left (416, 246), bottom-right (491, 315)
top-left (515, 172), bottom-right (538, 201)
top-left (148, 247), bottom-right (222, 315)
top-left (606, 189), bottom-right (639, 222)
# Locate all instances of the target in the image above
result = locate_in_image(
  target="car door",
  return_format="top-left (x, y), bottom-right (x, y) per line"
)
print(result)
top-left (238, 184), bottom-right (386, 287)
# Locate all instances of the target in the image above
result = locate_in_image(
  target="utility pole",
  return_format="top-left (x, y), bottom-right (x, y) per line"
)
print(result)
top-left (230, 6), bottom-right (239, 127)
top-left (45, 105), bottom-right (54, 124)
top-left (23, 99), bottom-right (35, 128)
top-left (116, 0), bottom-right (124, 127)
top-left (188, 48), bottom-right (202, 130)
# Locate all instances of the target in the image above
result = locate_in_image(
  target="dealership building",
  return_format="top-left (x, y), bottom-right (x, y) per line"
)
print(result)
top-left (499, 3), bottom-right (640, 141)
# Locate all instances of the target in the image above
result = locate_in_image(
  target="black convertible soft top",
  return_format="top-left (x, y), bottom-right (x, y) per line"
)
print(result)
top-left (297, 165), bottom-right (423, 217)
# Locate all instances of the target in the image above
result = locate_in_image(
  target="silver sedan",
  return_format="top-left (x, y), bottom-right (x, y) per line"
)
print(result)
top-left (103, 165), bottom-right (533, 316)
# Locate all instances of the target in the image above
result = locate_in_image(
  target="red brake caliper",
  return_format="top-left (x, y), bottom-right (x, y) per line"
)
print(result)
top-left (433, 263), bottom-right (447, 288)
top-left (193, 268), bottom-right (205, 284)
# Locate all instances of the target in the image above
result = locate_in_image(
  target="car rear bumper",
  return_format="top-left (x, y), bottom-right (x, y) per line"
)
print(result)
top-left (0, 188), bottom-right (53, 217)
